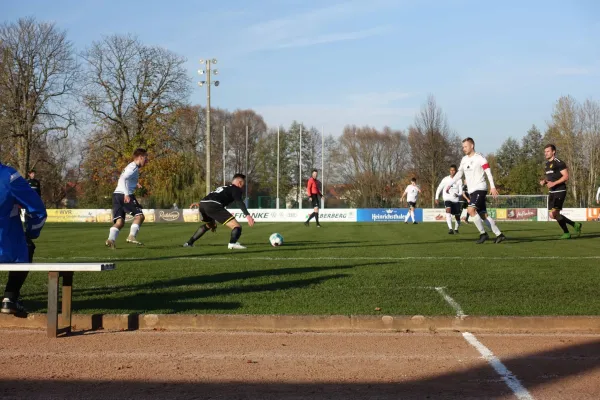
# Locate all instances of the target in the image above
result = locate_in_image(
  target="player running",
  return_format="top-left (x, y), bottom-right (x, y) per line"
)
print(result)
top-left (539, 144), bottom-right (582, 239)
top-left (304, 169), bottom-right (322, 227)
top-left (105, 148), bottom-right (148, 249)
top-left (184, 174), bottom-right (255, 249)
top-left (447, 138), bottom-right (505, 244)
top-left (401, 178), bottom-right (421, 224)
top-left (435, 164), bottom-right (463, 234)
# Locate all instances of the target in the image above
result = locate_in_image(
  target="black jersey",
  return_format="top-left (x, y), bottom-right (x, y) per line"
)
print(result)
top-left (27, 178), bottom-right (41, 196)
top-left (461, 185), bottom-right (469, 201)
top-left (201, 184), bottom-right (250, 216)
top-left (544, 158), bottom-right (567, 193)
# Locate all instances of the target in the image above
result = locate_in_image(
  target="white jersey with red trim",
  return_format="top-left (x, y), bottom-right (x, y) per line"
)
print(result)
top-left (458, 153), bottom-right (491, 193)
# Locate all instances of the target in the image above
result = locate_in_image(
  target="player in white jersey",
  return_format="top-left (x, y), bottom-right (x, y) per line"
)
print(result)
top-left (435, 164), bottom-right (463, 234)
top-left (105, 148), bottom-right (149, 249)
top-left (596, 185), bottom-right (600, 205)
top-left (401, 178), bottom-right (421, 224)
top-left (447, 138), bottom-right (506, 244)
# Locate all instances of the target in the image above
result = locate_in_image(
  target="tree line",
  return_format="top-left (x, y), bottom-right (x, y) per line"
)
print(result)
top-left (1, 18), bottom-right (599, 209)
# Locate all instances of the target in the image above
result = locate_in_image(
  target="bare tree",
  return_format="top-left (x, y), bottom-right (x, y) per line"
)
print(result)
top-left (408, 95), bottom-right (461, 207)
top-left (548, 95), bottom-right (583, 205)
top-left (332, 125), bottom-right (410, 207)
top-left (0, 17), bottom-right (78, 174)
top-left (579, 98), bottom-right (600, 205)
top-left (80, 34), bottom-right (190, 155)
top-left (228, 109), bottom-right (267, 177)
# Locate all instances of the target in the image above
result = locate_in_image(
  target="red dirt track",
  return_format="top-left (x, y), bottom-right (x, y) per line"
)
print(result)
top-left (0, 329), bottom-right (599, 399)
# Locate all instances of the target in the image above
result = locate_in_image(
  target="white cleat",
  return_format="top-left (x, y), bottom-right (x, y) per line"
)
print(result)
top-left (228, 242), bottom-right (246, 250)
top-left (105, 239), bottom-right (116, 250)
top-left (126, 236), bottom-right (144, 246)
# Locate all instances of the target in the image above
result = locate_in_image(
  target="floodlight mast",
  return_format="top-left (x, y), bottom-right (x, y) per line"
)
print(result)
top-left (198, 59), bottom-right (220, 195)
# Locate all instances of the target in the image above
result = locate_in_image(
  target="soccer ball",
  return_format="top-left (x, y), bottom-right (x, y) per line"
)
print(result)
top-left (269, 233), bottom-right (284, 247)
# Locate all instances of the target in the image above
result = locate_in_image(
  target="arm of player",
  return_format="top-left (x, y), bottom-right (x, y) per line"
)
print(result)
top-left (483, 166), bottom-right (499, 197)
top-left (435, 180), bottom-right (445, 201)
top-left (446, 169), bottom-right (464, 193)
top-left (10, 171), bottom-right (47, 239)
top-left (233, 189), bottom-right (255, 226)
top-left (547, 169), bottom-right (569, 189)
top-left (306, 179), bottom-right (312, 197)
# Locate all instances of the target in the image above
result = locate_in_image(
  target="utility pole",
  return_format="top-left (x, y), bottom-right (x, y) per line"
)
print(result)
top-left (198, 58), bottom-right (220, 195)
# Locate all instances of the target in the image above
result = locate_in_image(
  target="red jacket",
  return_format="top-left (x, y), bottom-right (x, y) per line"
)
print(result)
top-left (306, 177), bottom-right (322, 196)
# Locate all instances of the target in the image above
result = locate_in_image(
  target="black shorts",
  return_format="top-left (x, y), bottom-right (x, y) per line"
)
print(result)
top-left (408, 201), bottom-right (417, 208)
top-left (444, 201), bottom-right (462, 215)
top-left (199, 201), bottom-right (235, 225)
top-left (310, 195), bottom-right (320, 208)
top-left (548, 191), bottom-right (566, 211)
top-left (461, 201), bottom-right (468, 209)
top-left (468, 191), bottom-right (487, 213)
top-left (112, 193), bottom-right (143, 222)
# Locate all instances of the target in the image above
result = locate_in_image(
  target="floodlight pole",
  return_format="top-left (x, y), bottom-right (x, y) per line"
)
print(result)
top-left (198, 59), bottom-right (220, 195)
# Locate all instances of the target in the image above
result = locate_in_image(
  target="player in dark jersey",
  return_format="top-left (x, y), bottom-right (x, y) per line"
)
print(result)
top-left (539, 144), bottom-right (582, 239)
top-left (26, 170), bottom-right (41, 197)
top-left (184, 174), bottom-right (255, 249)
top-left (461, 184), bottom-right (470, 223)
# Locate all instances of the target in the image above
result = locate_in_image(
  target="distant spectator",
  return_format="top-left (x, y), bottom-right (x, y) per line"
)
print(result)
top-left (172, 202), bottom-right (179, 210)
top-left (27, 170), bottom-right (41, 198)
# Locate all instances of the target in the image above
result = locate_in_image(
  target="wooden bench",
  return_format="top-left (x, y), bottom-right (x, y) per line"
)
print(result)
top-left (0, 263), bottom-right (116, 338)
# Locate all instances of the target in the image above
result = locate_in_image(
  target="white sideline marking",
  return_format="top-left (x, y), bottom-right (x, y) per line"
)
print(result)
top-left (36, 256), bottom-right (600, 261)
top-left (435, 287), bottom-right (466, 318)
top-left (462, 332), bottom-right (534, 400)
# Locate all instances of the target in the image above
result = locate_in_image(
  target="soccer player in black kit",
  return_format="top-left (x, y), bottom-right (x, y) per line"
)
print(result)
top-left (539, 144), bottom-right (582, 239)
top-left (184, 174), bottom-right (255, 249)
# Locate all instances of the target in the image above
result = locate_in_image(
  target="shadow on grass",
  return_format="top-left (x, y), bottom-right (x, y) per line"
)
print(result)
top-left (23, 263), bottom-right (386, 314)
top-left (0, 338), bottom-right (598, 399)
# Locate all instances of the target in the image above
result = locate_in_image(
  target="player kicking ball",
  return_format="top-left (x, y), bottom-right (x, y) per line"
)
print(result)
top-left (105, 148), bottom-right (148, 249)
top-left (401, 178), bottom-right (421, 224)
top-left (447, 138), bottom-right (506, 244)
top-left (184, 174), bottom-right (255, 249)
top-left (435, 164), bottom-right (463, 234)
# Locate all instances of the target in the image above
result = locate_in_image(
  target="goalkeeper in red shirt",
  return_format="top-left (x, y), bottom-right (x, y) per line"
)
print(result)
top-left (304, 169), bottom-right (322, 227)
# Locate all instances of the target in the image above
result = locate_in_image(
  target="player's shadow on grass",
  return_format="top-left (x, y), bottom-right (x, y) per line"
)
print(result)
top-left (1, 338), bottom-right (599, 399)
top-left (24, 263), bottom-right (384, 314)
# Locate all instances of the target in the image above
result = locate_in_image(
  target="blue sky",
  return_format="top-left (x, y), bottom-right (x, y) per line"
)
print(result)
top-left (4, 0), bottom-right (600, 154)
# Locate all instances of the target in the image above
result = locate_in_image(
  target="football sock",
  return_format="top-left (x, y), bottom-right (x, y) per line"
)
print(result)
top-left (230, 227), bottom-right (242, 244)
top-left (108, 227), bottom-right (119, 241)
top-left (410, 210), bottom-right (415, 221)
top-left (454, 215), bottom-right (461, 230)
top-left (404, 212), bottom-right (410, 222)
top-left (472, 214), bottom-right (486, 234)
top-left (307, 212), bottom-right (315, 222)
top-left (446, 213), bottom-right (453, 230)
top-left (315, 212), bottom-right (320, 224)
top-left (465, 213), bottom-right (470, 222)
top-left (483, 217), bottom-right (502, 236)
top-left (129, 224), bottom-right (140, 238)
top-left (556, 215), bottom-right (570, 233)
top-left (562, 215), bottom-right (575, 227)
top-left (4, 271), bottom-right (29, 299)
top-left (189, 224), bottom-right (209, 244)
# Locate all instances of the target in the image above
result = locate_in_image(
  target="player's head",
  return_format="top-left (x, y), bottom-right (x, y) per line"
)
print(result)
top-left (232, 173), bottom-right (246, 188)
top-left (544, 144), bottom-right (556, 161)
top-left (311, 169), bottom-right (318, 179)
top-left (462, 137), bottom-right (475, 155)
top-left (28, 169), bottom-right (36, 178)
top-left (449, 164), bottom-right (457, 177)
top-left (411, 177), bottom-right (417, 184)
top-left (133, 148), bottom-right (148, 167)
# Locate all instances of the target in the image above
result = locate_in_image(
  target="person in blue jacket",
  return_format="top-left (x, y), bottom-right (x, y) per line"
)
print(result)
top-left (0, 162), bottom-right (47, 314)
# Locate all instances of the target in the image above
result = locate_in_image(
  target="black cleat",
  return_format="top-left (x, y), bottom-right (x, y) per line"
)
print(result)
top-left (413, 222), bottom-right (418, 225)
top-left (494, 234), bottom-right (506, 244)
top-left (454, 229), bottom-right (459, 234)
top-left (304, 221), bottom-right (309, 227)
top-left (476, 233), bottom-right (489, 244)
top-left (448, 229), bottom-right (455, 235)
top-left (1, 298), bottom-right (26, 315)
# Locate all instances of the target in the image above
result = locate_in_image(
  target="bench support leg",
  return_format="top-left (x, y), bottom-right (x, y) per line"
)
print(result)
top-left (47, 272), bottom-right (59, 338)
top-left (60, 272), bottom-right (73, 335)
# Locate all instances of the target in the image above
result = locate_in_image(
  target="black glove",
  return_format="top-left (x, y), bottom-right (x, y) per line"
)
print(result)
top-left (26, 237), bottom-right (36, 263)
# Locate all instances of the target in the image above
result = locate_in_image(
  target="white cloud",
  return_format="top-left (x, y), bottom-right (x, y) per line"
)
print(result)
top-left (241, 1), bottom-right (397, 52)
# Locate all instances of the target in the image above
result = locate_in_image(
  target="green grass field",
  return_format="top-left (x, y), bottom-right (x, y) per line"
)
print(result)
top-left (2, 221), bottom-right (600, 316)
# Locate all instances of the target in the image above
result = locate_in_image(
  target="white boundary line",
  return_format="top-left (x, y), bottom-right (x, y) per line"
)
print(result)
top-left (434, 287), bottom-right (466, 319)
top-left (462, 332), bottom-right (534, 400)
top-left (35, 256), bottom-right (600, 261)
